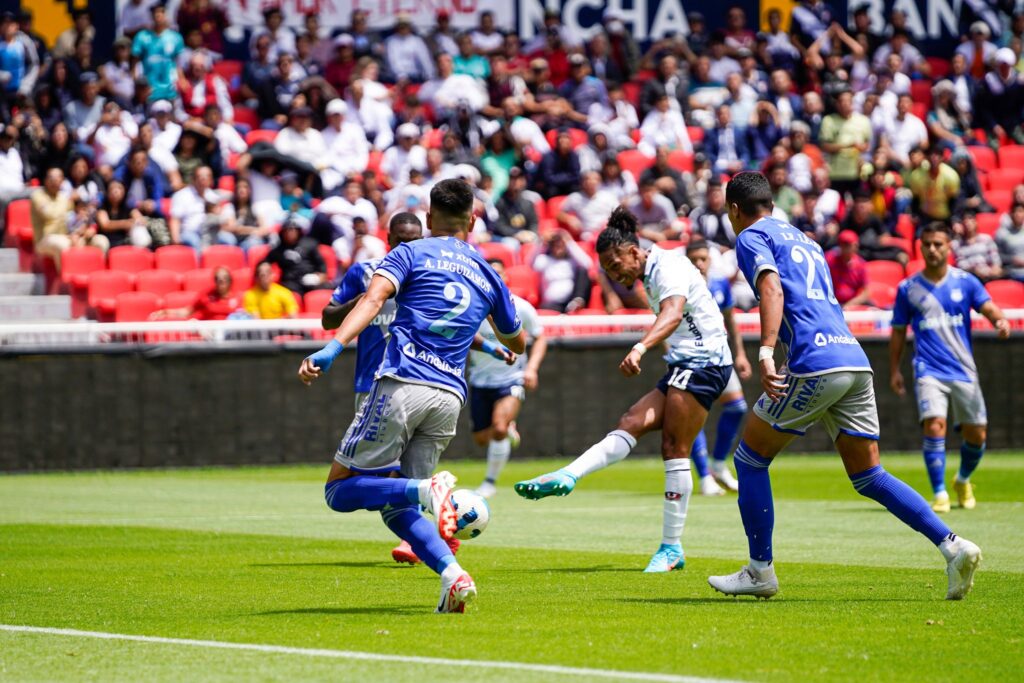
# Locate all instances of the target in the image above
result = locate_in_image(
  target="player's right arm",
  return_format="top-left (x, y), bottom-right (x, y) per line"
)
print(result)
top-left (621, 294), bottom-right (685, 377)
top-left (889, 283), bottom-right (911, 396)
top-left (488, 282), bottom-right (527, 355)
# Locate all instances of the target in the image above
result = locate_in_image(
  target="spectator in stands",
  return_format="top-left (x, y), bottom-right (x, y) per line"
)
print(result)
top-left (974, 47), bottom-right (1024, 147)
top-left (454, 32), bottom-right (490, 80)
top-left (32, 167), bottom-right (108, 269)
top-left (248, 7), bottom-right (294, 64)
top-left (261, 216), bottom-right (327, 294)
top-left (97, 178), bottom-right (150, 249)
top-left (320, 99), bottom-right (368, 188)
top-left (948, 52), bottom-right (975, 116)
top-left (470, 11), bottom-right (503, 56)
top-left (873, 29), bottom-right (928, 77)
top-left (639, 90), bottom-right (692, 158)
top-left (997, 202), bottom-right (1024, 282)
top-left (826, 230), bottom-right (871, 308)
top-left (131, 5), bottom-right (183, 103)
top-left (532, 228), bottom-right (593, 312)
top-left (0, 12), bottom-right (39, 104)
top-left (177, 0), bottom-right (227, 57)
top-left (767, 163), bottom-right (800, 218)
top-left (910, 145), bottom-right (961, 225)
top-left (100, 37), bottom-right (135, 107)
top-left (958, 21), bottom-right (998, 79)
top-left (384, 14), bottom-right (434, 83)
top-left (819, 89), bottom-right (871, 197)
top-left (576, 123), bottom-right (614, 174)
top-left (559, 53), bottom-right (608, 122)
top-left (221, 178), bottom-right (273, 252)
top-left (87, 100), bottom-right (138, 171)
top-left (380, 122), bottom-right (426, 186)
top-left (707, 33), bottom-right (740, 84)
top-left (599, 157), bottom-right (638, 203)
top-left (63, 72), bottom-right (104, 145)
top-left (689, 178), bottom-right (735, 248)
top-left (244, 261), bottom-right (298, 319)
top-left (535, 130), bottom-right (580, 199)
top-left (168, 165), bottom-right (225, 249)
top-left (421, 53), bottom-right (487, 120)
top-left (950, 149), bottom-right (993, 216)
top-left (274, 106), bottom-right (329, 175)
top-left (493, 167), bottom-right (538, 248)
top-left (749, 101), bottom-right (784, 163)
top-left (705, 104), bottom-right (748, 175)
top-left (154, 266), bottom-right (242, 321)
top-left (640, 54), bottom-right (687, 120)
top-left (428, 10), bottom-right (459, 58)
top-left (271, 52), bottom-right (305, 116)
top-left (882, 93), bottom-right (928, 169)
top-left (928, 80), bottom-right (973, 151)
top-left (639, 146), bottom-right (692, 211)
top-left (120, 0), bottom-right (153, 38)
top-left (346, 9), bottom-right (382, 61)
top-left (629, 179), bottom-right (680, 244)
top-left (53, 9), bottom-right (93, 60)
top-left (178, 53), bottom-right (231, 123)
top-left (62, 155), bottom-right (101, 206)
top-left (0, 124), bottom-right (27, 234)
top-left (557, 170), bottom-right (619, 239)
top-left (792, 188), bottom-right (835, 247)
top-left (348, 58), bottom-right (394, 150)
top-left (324, 34), bottom-right (357, 94)
top-left (841, 189), bottom-right (907, 264)
top-left (955, 209), bottom-right (1003, 282)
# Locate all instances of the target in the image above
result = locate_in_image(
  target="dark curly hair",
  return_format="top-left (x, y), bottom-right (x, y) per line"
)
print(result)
top-left (596, 206), bottom-right (640, 254)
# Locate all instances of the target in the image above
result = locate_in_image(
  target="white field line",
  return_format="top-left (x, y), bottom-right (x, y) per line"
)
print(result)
top-left (0, 624), bottom-right (746, 683)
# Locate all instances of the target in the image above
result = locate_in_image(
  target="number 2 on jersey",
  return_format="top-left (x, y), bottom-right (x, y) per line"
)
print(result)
top-left (428, 282), bottom-right (471, 339)
top-left (790, 245), bottom-right (838, 305)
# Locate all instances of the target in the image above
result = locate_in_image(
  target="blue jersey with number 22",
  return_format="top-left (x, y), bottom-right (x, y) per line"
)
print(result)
top-left (375, 236), bottom-right (522, 400)
top-left (735, 216), bottom-right (870, 377)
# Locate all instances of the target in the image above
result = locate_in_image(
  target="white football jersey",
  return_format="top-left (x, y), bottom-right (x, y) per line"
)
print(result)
top-left (468, 295), bottom-right (543, 388)
top-left (643, 246), bottom-right (732, 368)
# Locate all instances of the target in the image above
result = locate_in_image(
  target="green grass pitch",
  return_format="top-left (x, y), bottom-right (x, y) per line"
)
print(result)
top-left (1, 454), bottom-right (1023, 682)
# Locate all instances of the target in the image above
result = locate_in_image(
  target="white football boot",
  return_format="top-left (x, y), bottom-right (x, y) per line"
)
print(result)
top-left (711, 462), bottom-right (740, 493)
top-left (699, 475), bottom-right (726, 496)
top-left (476, 480), bottom-right (498, 499)
top-left (708, 564), bottom-right (779, 599)
top-left (425, 471), bottom-right (458, 540)
top-left (436, 570), bottom-right (477, 613)
top-left (945, 537), bottom-right (982, 600)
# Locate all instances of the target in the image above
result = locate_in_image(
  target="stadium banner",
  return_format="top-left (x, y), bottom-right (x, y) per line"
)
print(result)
top-left (220, 0), bottom-right (515, 30)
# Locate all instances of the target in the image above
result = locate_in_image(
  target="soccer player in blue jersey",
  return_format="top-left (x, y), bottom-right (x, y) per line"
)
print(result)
top-left (686, 237), bottom-right (752, 495)
top-left (515, 207), bottom-right (735, 573)
top-left (707, 172), bottom-right (981, 600)
top-left (298, 180), bottom-right (526, 613)
top-left (889, 222), bottom-right (1010, 512)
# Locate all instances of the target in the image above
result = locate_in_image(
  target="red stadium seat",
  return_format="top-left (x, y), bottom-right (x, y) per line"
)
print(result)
top-left (968, 146), bottom-right (997, 173)
top-left (926, 57), bottom-right (950, 79)
top-left (245, 129), bottom-right (277, 146)
top-left (985, 280), bottom-right (1024, 308)
top-left (212, 59), bottom-right (243, 90)
top-left (115, 291), bottom-right (161, 322)
top-left (544, 128), bottom-right (588, 150)
top-left (504, 264), bottom-right (540, 306)
top-left (60, 246), bottom-right (105, 287)
top-left (617, 150), bottom-right (654, 181)
top-left (88, 270), bottom-right (134, 320)
top-left (6, 198), bottom-right (30, 231)
top-left (984, 168), bottom-right (1024, 192)
top-left (202, 244), bottom-right (246, 270)
top-left (687, 126), bottom-right (705, 145)
top-left (910, 80), bottom-right (933, 110)
top-left (866, 281), bottom-right (897, 310)
top-left (232, 105), bottom-right (259, 130)
top-left (895, 214), bottom-right (915, 241)
top-left (107, 245), bottom-right (154, 273)
top-left (998, 145), bottom-right (1024, 171)
top-left (230, 267), bottom-right (252, 294)
top-left (318, 244), bottom-right (338, 282)
top-left (246, 243), bottom-right (272, 269)
top-left (135, 269), bottom-right (181, 298)
top-left (304, 288), bottom-right (334, 314)
top-left (621, 81), bottom-right (641, 107)
top-left (986, 190), bottom-right (1013, 215)
top-left (155, 245), bottom-right (198, 272)
top-left (865, 260), bottom-right (905, 288)
top-left (182, 268), bottom-right (215, 293)
top-left (477, 242), bottom-right (515, 270)
top-left (547, 195), bottom-right (569, 220)
top-left (217, 175), bottom-right (236, 193)
top-left (163, 290), bottom-right (200, 312)
top-left (905, 259), bottom-right (925, 276)
top-left (976, 213), bottom-right (1000, 237)
top-left (667, 151), bottom-right (694, 173)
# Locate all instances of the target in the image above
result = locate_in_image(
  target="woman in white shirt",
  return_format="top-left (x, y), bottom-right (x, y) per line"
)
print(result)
top-left (638, 91), bottom-right (693, 157)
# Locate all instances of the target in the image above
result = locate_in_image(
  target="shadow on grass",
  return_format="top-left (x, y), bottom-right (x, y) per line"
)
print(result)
top-left (249, 561), bottom-right (398, 569)
top-left (617, 596), bottom-right (933, 605)
top-left (256, 605), bottom-right (425, 616)
top-left (499, 564), bottom-right (637, 574)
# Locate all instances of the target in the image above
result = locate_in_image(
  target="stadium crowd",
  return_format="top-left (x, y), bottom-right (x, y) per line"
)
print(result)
top-left (3, 0), bottom-right (1024, 321)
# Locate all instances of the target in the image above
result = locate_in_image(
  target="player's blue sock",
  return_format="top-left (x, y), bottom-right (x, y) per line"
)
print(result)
top-left (381, 504), bottom-right (455, 575)
top-left (850, 465), bottom-right (952, 545)
top-left (958, 442), bottom-right (985, 482)
top-left (691, 431), bottom-right (709, 479)
top-left (712, 398), bottom-right (747, 462)
top-left (922, 436), bottom-right (946, 493)
top-left (734, 441), bottom-right (774, 564)
top-left (324, 476), bottom-right (421, 513)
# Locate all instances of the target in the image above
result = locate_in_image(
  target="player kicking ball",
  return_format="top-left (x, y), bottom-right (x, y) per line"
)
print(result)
top-left (889, 222), bottom-right (1010, 512)
top-left (470, 259), bottom-right (548, 499)
top-left (706, 173), bottom-right (981, 601)
top-left (515, 207), bottom-right (735, 573)
top-left (686, 237), bottom-right (753, 495)
top-left (299, 180), bottom-right (526, 613)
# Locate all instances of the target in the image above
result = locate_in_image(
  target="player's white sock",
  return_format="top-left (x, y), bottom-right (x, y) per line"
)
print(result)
top-left (441, 562), bottom-right (465, 583)
top-left (662, 458), bottom-right (692, 546)
top-left (484, 438), bottom-right (511, 484)
top-left (563, 430), bottom-right (636, 480)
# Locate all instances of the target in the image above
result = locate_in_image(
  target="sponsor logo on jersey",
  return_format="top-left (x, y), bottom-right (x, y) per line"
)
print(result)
top-left (402, 342), bottom-right (465, 377)
top-left (951, 288), bottom-right (963, 303)
top-left (919, 312), bottom-right (965, 331)
top-left (790, 377), bottom-right (822, 412)
top-left (814, 332), bottom-right (858, 347)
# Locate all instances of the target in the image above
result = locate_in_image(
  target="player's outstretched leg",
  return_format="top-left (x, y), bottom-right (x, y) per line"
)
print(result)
top-left (711, 397), bottom-right (746, 492)
top-left (953, 425), bottom-right (986, 510)
top-left (692, 430), bottom-right (725, 496)
top-left (707, 440), bottom-right (779, 597)
top-left (923, 434), bottom-right (950, 512)
top-left (514, 430), bottom-right (635, 499)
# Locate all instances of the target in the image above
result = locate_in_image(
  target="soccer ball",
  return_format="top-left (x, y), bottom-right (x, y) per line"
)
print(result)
top-left (450, 489), bottom-right (490, 540)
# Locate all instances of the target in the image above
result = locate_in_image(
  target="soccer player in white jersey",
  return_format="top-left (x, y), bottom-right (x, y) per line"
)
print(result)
top-left (707, 173), bottom-right (981, 601)
top-left (470, 259), bottom-right (548, 499)
top-left (515, 206), bottom-right (734, 573)
top-left (889, 222), bottom-right (1010, 512)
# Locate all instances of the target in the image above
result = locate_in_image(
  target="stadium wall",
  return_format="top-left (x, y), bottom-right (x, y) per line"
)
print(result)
top-left (1, 336), bottom-right (1021, 471)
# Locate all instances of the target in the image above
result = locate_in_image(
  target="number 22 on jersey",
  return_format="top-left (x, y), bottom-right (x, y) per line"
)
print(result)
top-left (790, 245), bottom-right (838, 305)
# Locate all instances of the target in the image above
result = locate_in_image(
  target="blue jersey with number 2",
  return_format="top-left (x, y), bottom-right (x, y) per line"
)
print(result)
top-left (735, 216), bottom-right (870, 377)
top-left (375, 237), bottom-right (522, 400)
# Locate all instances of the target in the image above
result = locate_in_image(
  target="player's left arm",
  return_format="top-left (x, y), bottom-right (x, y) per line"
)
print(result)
top-left (298, 275), bottom-right (396, 385)
top-left (489, 284), bottom-right (527, 355)
top-left (722, 306), bottom-right (752, 379)
top-left (621, 294), bottom-right (685, 377)
top-left (978, 301), bottom-right (1011, 340)
top-left (471, 332), bottom-right (517, 365)
top-left (755, 271), bottom-right (789, 401)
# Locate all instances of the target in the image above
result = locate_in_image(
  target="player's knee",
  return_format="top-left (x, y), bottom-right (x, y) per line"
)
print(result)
top-left (661, 433), bottom-right (691, 460)
top-left (922, 419), bottom-right (946, 438)
top-left (472, 432), bottom-right (490, 447)
top-left (324, 480), bottom-right (356, 513)
top-left (491, 422), bottom-right (510, 441)
top-left (963, 425), bottom-right (986, 445)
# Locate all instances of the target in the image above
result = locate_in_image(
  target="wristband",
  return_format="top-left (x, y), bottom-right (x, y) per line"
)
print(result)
top-left (307, 339), bottom-right (345, 374)
top-left (632, 342), bottom-right (648, 357)
top-left (758, 346), bottom-right (774, 362)
top-left (481, 339), bottom-right (510, 359)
